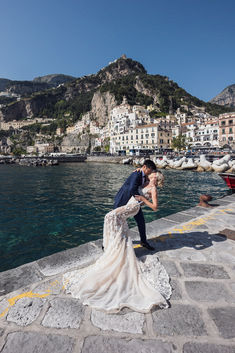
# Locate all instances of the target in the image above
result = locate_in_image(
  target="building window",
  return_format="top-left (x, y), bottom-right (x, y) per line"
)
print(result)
top-left (151, 133), bottom-right (155, 137)
top-left (141, 135), bottom-right (143, 139)
top-left (152, 140), bottom-right (154, 144)
top-left (222, 129), bottom-right (225, 134)
top-left (221, 121), bottom-right (226, 126)
top-left (146, 140), bottom-right (148, 144)
top-left (228, 136), bottom-right (233, 141)
top-left (229, 120), bottom-right (233, 125)
top-left (229, 128), bottom-right (233, 134)
top-left (160, 139), bottom-right (163, 143)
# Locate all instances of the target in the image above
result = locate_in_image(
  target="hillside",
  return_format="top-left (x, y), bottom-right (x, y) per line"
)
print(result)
top-left (0, 78), bottom-right (12, 91)
top-left (210, 84), bottom-right (235, 108)
top-left (0, 56), bottom-right (231, 129)
top-left (33, 74), bottom-right (76, 86)
top-left (0, 74), bottom-right (76, 97)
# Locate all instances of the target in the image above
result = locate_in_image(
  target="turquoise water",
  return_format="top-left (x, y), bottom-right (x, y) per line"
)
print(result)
top-left (0, 162), bottom-right (229, 272)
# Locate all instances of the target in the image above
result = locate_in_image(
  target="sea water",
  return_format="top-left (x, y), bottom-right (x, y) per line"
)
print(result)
top-left (0, 162), bottom-right (228, 271)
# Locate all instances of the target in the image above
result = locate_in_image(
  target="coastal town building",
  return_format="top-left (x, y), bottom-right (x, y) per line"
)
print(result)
top-left (172, 118), bottom-right (220, 151)
top-left (0, 118), bottom-right (55, 131)
top-left (181, 122), bottom-right (197, 143)
top-left (0, 136), bottom-right (11, 154)
top-left (0, 120), bottom-right (35, 130)
top-left (65, 112), bottom-right (92, 135)
top-left (192, 119), bottom-right (219, 149)
top-left (27, 142), bottom-right (55, 154)
top-left (108, 97), bottom-right (152, 136)
top-left (110, 123), bottom-right (172, 154)
top-left (219, 112), bottom-right (235, 149)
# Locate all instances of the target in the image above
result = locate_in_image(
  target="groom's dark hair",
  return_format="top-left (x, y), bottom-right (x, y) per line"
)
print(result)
top-left (143, 159), bottom-right (157, 171)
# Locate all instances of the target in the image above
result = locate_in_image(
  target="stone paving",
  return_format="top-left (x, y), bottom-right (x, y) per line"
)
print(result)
top-left (0, 194), bottom-right (235, 352)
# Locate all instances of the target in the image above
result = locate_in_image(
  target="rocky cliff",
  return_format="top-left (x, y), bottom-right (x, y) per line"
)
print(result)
top-left (90, 91), bottom-right (117, 126)
top-left (0, 100), bottom-right (27, 122)
top-left (210, 84), bottom-right (235, 107)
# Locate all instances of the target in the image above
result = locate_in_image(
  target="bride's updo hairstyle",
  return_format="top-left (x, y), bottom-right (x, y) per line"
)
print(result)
top-left (149, 171), bottom-right (164, 188)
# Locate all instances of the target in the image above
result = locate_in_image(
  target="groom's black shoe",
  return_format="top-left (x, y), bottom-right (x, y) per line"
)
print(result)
top-left (140, 241), bottom-right (155, 251)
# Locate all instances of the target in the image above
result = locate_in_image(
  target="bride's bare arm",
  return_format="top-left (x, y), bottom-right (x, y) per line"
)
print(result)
top-left (135, 188), bottom-right (158, 211)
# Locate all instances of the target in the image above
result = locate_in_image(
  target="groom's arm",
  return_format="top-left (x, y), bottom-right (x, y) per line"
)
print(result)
top-left (129, 172), bottom-right (141, 196)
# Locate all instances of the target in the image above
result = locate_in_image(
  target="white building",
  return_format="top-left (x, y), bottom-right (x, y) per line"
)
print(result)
top-left (65, 113), bottom-right (91, 135)
top-left (191, 119), bottom-right (219, 149)
top-left (110, 123), bottom-right (172, 154)
top-left (109, 97), bottom-right (152, 136)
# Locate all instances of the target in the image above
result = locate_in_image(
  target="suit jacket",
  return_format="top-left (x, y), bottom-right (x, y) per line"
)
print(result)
top-left (114, 171), bottom-right (143, 208)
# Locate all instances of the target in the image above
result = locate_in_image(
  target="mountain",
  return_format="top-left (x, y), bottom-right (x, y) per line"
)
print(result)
top-left (0, 74), bottom-right (76, 97)
top-left (33, 74), bottom-right (76, 86)
top-left (0, 78), bottom-right (12, 91)
top-left (210, 84), bottom-right (235, 108)
top-left (0, 56), bottom-right (231, 125)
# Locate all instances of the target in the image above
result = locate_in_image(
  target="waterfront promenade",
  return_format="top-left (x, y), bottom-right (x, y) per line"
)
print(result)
top-left (0, 194), bottom-right (235, 352)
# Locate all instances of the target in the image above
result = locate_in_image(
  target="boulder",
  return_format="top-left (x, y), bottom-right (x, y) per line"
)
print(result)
top-left (212, 163), bottom-right (229, 173)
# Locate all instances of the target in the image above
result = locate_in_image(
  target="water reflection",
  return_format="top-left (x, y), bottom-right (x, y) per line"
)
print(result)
top-left (0, 163), bottom-right (228, 271)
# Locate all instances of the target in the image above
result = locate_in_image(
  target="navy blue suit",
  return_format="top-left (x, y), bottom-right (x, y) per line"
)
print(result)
top-left (114, 171), bottom-right (147, 243)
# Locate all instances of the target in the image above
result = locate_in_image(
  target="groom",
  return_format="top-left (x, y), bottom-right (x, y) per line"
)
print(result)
top-left (114, 159), bottom-right (156, 250)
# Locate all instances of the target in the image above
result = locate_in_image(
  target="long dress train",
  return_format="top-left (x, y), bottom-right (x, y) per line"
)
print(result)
top-left (63, 190), bottom-right (171, 313)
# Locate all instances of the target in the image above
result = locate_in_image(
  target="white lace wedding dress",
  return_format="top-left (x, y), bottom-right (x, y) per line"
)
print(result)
top-left (63, 187), bottom-right (171, 313)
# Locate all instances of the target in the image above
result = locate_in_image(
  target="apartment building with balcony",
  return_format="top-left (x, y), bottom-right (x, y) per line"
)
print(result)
top-left (110, 123), bottom-right (172, 155)
top-left (219, 112), bottom-right (235, 149)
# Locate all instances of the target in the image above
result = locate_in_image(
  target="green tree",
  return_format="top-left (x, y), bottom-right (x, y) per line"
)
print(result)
top-left (171, 134), bottom-right (187, 151)
top-left (12, 147), bottom-right (26, 156)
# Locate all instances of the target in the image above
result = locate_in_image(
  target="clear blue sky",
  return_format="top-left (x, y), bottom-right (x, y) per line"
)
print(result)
top-left (0, 0), bottom-right (234, 101)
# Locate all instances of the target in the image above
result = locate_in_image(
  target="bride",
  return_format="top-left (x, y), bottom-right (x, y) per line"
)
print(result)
top-left (63, 171), bottom-right (171, 313)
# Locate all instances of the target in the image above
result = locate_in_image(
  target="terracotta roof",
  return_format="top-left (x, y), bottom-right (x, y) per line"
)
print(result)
top-left (136, 124), bottom-right (158, 129)
top-left (181, 122), bottom-right (195, 126)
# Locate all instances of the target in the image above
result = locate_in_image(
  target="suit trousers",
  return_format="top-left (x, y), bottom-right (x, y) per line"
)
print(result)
top-left (134, 208), bottom-right (147, 243)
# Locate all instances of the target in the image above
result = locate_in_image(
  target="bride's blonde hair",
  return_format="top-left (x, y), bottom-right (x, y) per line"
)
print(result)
top-left (150, 171), bottom-right (164, 188)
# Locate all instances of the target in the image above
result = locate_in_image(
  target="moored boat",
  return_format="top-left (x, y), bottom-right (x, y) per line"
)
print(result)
top-left (218, 173), bottom-right (235, 192)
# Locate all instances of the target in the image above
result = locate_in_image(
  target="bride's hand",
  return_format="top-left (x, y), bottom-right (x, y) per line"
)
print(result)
top-left (133, 168), bottom-right (141, 172)
top-left (135, 195), bottom-right (145, 202)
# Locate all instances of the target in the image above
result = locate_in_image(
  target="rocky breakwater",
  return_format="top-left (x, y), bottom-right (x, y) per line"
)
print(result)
top-left (125, 154), bottom-right (235, 173)
top-left (0, 157), bottom-right (59, 166)
top-left (18, 158), bottom-right (59, 167)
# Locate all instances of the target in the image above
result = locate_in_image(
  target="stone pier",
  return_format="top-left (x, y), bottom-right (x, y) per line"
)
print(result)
top-left (0, 194), bottom-right (235, 353)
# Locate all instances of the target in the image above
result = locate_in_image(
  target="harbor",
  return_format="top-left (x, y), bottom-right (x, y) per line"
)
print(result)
top-left (0, 193), bottom-right (235, 353)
